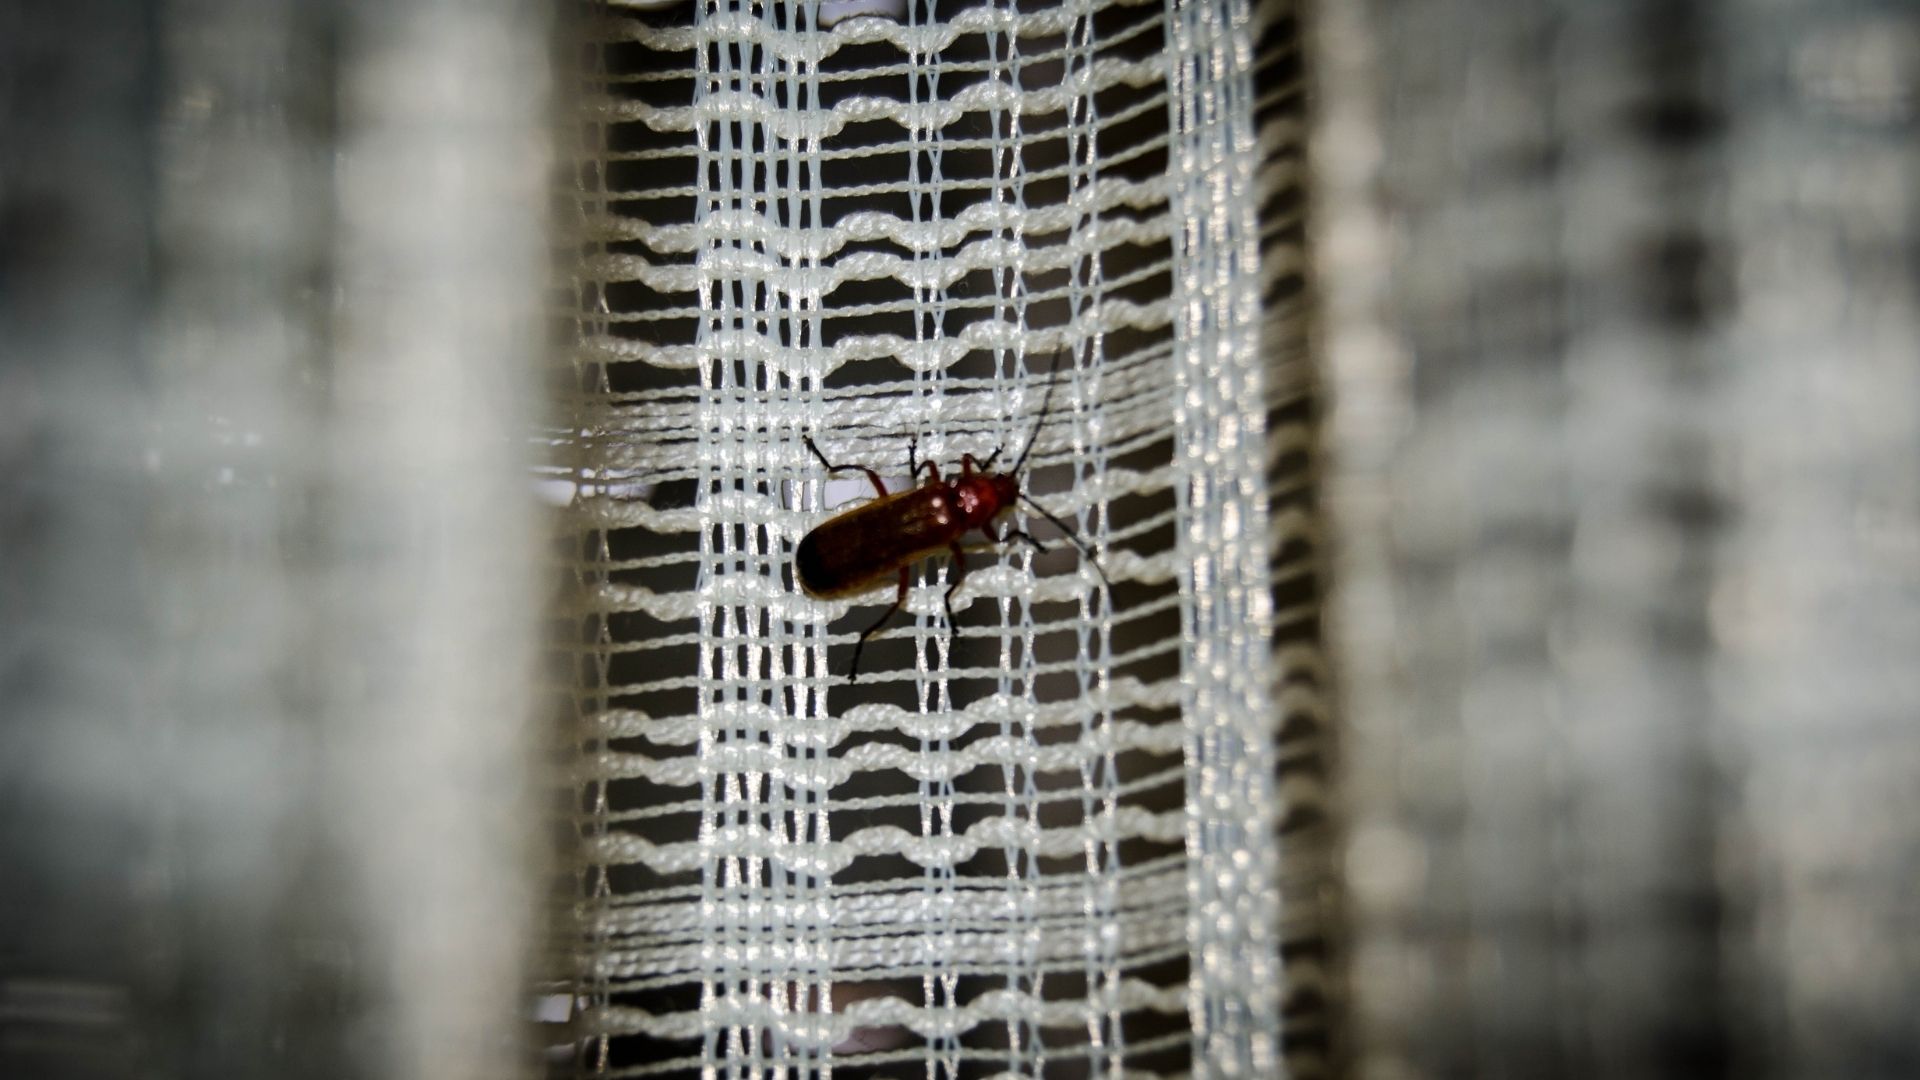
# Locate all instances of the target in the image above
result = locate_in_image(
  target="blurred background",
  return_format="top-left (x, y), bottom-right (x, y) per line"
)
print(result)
top-left (3, 1), bottom-right (1917, 1078)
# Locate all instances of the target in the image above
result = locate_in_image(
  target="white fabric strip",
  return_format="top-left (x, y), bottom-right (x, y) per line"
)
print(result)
top-left (1164, 0), bottom-right (1286, 1075)
top-left (567, 1), bottom-right (1290, 1073)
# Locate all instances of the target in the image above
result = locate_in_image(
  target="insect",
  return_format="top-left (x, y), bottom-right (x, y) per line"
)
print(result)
top-left (797, 349), bottom-right (1110, 680)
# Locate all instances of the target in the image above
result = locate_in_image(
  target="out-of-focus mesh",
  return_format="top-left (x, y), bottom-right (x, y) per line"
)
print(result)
top-left (1317, 2), bottom-right (1920, 1078)
top-left (559, 0), bottom-right (1296, 1075)
top-left (3, 4), bottom-right (550, 1079)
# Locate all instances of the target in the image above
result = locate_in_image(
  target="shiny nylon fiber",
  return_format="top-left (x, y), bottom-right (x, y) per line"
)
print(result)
top-left (561, 0), bottom-right (1296, 1075)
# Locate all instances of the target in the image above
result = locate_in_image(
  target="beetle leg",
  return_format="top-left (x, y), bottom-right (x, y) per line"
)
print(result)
top-left (847, 567), bottom-right (909, 681)
top-left (983, 520), bottom-right (1047, 553)
top-left (909, 436), bottom-right (941, 484)
top-left (959, 453), bottom-right (980, 477)
top-left (943, 542), bottom-right (968, 643)
top-left (1004, 527), bottom-right (1050, 555)
top-left (1018, 493), bottom-right (1113, 589)
top-left (804, 434), bottom-right (887, 498)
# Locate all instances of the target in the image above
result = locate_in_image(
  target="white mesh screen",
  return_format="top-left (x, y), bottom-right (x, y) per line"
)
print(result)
top-left (561, 1), bottom-right (1293, 1074)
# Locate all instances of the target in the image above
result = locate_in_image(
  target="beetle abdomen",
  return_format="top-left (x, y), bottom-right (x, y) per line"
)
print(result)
top-left (795, 485), bottom-right (954, 599)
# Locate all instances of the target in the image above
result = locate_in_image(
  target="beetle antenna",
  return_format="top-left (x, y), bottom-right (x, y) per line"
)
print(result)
top-left (1018, 493), bottom-right (1111, 588)
top-left (1010, 342), bottom-right (1071, 476)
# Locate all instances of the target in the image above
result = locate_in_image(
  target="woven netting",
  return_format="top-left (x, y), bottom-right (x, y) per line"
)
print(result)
top-left (557, 0), bottom-right (1312, 1075)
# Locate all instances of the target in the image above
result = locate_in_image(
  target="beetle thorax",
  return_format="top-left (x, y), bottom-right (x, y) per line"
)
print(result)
top-left (952, 473), bottom-right (1018, 527)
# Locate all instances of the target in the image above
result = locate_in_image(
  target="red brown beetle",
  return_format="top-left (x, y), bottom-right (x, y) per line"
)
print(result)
top-left (797, 349), bottom-right (1107, 679)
